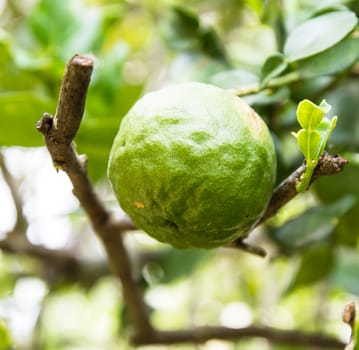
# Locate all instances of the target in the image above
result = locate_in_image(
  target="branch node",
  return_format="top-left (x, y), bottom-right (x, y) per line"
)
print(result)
top-left (314, 152), bottom-right (349, 179)
top-left (36, 113), bottom-right (54, 135)
top-left (343, 301), bottom-right (356, 325)
top-left (343, 301), bottom-right (356, 350)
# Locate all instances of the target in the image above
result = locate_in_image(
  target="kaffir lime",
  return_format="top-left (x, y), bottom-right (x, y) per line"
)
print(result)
top-left (108, 82), bottom-right (276, 249)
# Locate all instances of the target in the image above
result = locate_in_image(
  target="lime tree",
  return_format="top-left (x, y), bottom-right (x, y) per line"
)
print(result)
top-left (108, 82), bottom-right (276, 248)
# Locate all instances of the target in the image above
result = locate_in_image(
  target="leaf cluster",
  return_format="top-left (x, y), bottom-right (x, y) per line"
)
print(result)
top-left (293, 99), bottom-right (337, 192)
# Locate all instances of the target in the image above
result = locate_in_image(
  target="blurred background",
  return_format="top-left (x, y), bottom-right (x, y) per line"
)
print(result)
top-left (1, 0), bottom-right (359, 349)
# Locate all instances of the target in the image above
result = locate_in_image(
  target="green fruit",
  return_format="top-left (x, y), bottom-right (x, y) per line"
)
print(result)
top-left (108, 82), bottom-right (276, 249)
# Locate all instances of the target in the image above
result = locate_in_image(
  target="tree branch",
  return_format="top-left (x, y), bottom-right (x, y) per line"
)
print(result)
top-left (132, 325), bottom-right (345, 348)
top-left (36, 54), bottom-right (153, 338)
top-left (231, 152), bottom-right (348, 251)
top-left (259, 152), bottom-right (348, 225)
top-left (0, 237), bottom-right (108, 287)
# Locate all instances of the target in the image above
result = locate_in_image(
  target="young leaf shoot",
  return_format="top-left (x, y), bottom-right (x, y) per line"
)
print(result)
top-left (292, 99), bottom-right (337, 192)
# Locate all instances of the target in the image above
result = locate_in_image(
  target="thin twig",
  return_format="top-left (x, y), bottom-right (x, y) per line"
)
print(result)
top-left (233, 71), bottom-right (300, 97)
top-left (0, 151), bottom-right (28, 234)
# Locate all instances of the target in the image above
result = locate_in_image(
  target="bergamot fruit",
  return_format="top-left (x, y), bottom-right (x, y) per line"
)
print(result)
top-left (108, 82), bottom-right (276, 249)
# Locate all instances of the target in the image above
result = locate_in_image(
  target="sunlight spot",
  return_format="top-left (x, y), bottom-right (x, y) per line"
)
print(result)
top-left (27, 217), bottom-right (72, 249)
top-left (0, 176), bottom-right (16, 237)
top-left (145, 285), bottom-right (188, 310)
top-left (220, 302), bottom-right (253, 328)
top-left (3, 277), bottom-right (47, 346)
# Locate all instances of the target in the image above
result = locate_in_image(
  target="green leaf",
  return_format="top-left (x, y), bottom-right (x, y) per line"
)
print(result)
top-left (332, 247), bottom-right (359, 296)
top-left (159, 5), bottom-right (227, 62)
top-left (159, 5), bottom-right (200, 52)
top-left (297, 129), bottom-right (321, 161)
top-left (297, 33), bottom-right (359, 79)
top-left (287, 244), bottom-right (335, 293)
top-left (79, 85), bottom-right (143, 180)
top-left (27, 0), bottom-right (110, 60)
top-left (157, 249), bottom-right (211, 283)
top-left (260, 53), bottom-right (288, 88)
top-left (243, 87), bottom-right (290, 106)
top-left (269, 196), bottom-right (356, 251)
top-left (322, 80), bottom-right (359, 150)
top-left (294, 99), bottom-right (337, 192)
top-left (284, 11), bottom-right (358, 62)
top-left (0, 91), bottom-right (55, 147)
top-left (168, 52), bottom-right (227, 83)
top-left (314, 157), bottom-right (359, 246)
top-left (29, 0), bottom-right (79, 47)
top-left (296, 99), bottom-right (325, 129)
top-left (199, 26), bottom-right (227, 61)
top-left (210, 69), bottom-right (259, 89)
top-left (316, 116), bottom-right (337, 157)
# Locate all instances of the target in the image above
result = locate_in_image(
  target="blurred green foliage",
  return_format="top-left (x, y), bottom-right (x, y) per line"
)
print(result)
top-left (0, 319), bottom-right (13, 350)
top-left (1, 0), bottom-right (359, 349)
top-left (0, 0), bottom-right (145, 178)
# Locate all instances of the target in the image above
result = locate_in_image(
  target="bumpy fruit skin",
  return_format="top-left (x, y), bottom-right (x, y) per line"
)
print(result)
top-left (108, 82), bottom-right (276, 249)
